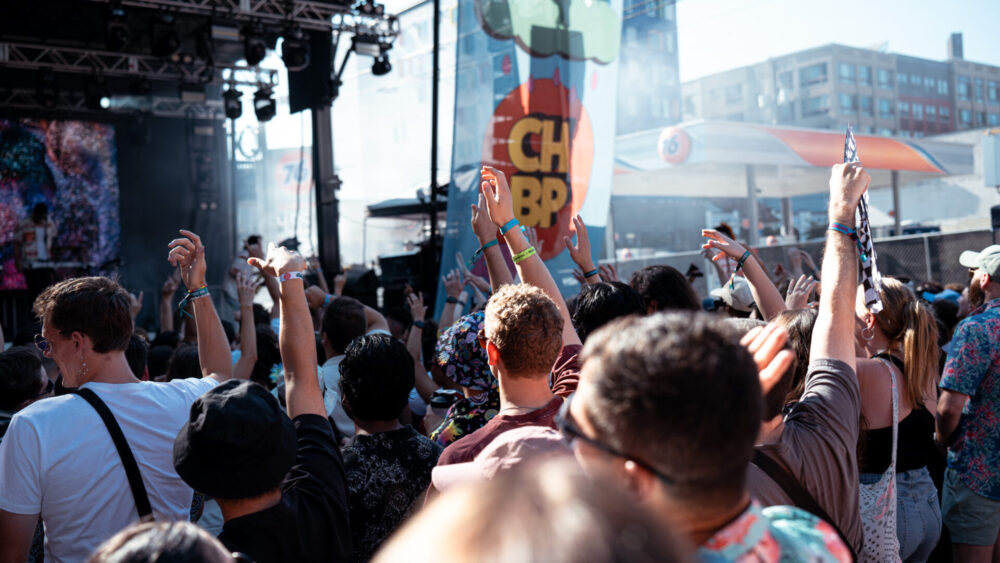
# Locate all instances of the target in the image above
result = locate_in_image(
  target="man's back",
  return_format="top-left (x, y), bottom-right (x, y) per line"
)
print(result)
top-left (0, 378), bottom-right (217, 562)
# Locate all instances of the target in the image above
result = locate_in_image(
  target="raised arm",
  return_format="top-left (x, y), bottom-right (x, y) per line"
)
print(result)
top-left (471, 193), bottom-right (515, 291)
top-left (810, 163), bottom-right (869, 370)
top-left (702, 229), bottom-right (786, 321)
top-left (438, 269), bottom-right (463, 328)
top-left (563, 215), bottom-right (601, 286)
top-left (406, 292), bottom-right (439, 403)
top-left (480, 166), bottom-right (581, 347)
top-left (249, 244), bottom-right (325, 419)
top-left (233, 272), bottom-right (260, 381)
top-left (167, 230), bottom-right (233, 381)
top-left (159, 271), bottom-right (179, 333)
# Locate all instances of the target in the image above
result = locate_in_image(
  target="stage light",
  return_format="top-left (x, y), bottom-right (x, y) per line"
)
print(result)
top-left (152, 14), bottom-right (181, 58)
top-left (281, 26), bottom-right (310, 71)
top-left (105, 7), bottom-right (130, 51)
top-left (253, 86), bottom-right (276, 122)
top-left (179, 83), bottom-right (206, 103)
top-left (99, 96), bottom-right (112, 109)
top-left (243, 22), bottom-right (268, 66)
top-left (223, 87), bottom-right (242, 120)
top-left (371, 54), bottom-right (391, 76)
top-left (352, 34), bottom-right (381, 57)
top-left (38, 72), bottom-right (58, 109)
top-left (85, 76), bottom-right (112, 110)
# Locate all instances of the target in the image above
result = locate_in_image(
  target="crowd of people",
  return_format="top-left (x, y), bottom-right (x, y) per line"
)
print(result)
top-left (0, 162), bottom-right (998, 563)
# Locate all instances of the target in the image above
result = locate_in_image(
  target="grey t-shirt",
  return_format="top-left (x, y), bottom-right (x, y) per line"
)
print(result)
top-left (747, 358), bottom-right (862, 554)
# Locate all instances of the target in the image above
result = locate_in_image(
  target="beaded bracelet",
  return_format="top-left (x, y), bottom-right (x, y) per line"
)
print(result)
top-left (513, 246), bottom-right (537, 264)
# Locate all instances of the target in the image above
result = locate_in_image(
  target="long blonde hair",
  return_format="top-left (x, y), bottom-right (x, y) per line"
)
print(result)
top-left (872, 278), bottom-right (939, 409)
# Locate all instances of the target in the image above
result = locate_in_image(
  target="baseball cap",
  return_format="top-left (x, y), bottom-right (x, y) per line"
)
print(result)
top-left (959, 245), bottom-right (1000, 278)
top-left (710, 276), bottom-right (755, 313)
top-left (431, 425), bottom-right (570, 492)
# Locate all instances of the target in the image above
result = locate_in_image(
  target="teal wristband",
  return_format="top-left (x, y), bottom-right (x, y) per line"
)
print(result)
top-left (322, 293), bottom-right (333, 308)
top-left (583, 268), bottom-right (599, 278)
top-left (499, 219), bottom-right (520, 236)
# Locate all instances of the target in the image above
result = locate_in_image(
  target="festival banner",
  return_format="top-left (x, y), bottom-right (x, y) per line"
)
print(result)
top-left (439, 0), bottom-right (623, 308)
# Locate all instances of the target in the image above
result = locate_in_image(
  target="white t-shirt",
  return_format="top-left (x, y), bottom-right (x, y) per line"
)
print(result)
top-left (0, 377), bottom-right (219, 563)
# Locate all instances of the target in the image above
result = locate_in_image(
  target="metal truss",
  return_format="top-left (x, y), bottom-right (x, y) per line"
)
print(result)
top-left (0, 42), bottom-right (277, 87)
top-left (0, 88), bottom-right (225, 119)
top-left (87, 0), bottom-right (375, 32)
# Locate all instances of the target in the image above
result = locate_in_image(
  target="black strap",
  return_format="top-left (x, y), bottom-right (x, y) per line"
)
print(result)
top-left (871, 352), bottom-right (904, 373)
top-left (752, 448), bottom-right (856, 561)
top-left (74, 388), bottom-right (154, 521)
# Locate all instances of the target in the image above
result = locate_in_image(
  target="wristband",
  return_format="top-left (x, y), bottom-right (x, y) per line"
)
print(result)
top-left (470, 239), bottom-right (499, 265)
top-left (736, 250), bottom-right (752, 270)
top-left (322, 293), bottom-right (333, 308)
top-left (513, 246), bottom-right (537, 264)
top-left (178, 286), bottom-right (209, 319)
top-left (828, 222), bottom-right (856, 236)
top-left (413, 320), bottom-right (425, 330)
top-left (277, 271), bottom-right (305, 283)
top-left (583, 268), bottom-right (599, 278)
top-left (446, 296), bottom-right (459, 304)
top-left (499, 218), bottom-right (520, 236)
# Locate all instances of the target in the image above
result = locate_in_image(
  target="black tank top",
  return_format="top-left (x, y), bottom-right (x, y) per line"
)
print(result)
top-left (859, 353), bottom-right (935, 473)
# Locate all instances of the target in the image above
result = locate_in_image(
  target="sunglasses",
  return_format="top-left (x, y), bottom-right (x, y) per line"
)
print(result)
top-left (34, 334), bottom-right (51, 354)
top-left (555, 393), bottom-right (674, 485)
top-left (477, 328), bottom-right (488, 350)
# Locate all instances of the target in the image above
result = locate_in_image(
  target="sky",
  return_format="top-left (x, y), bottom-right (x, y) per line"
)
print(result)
top-left (383, 0), bottom-right (1000, 82)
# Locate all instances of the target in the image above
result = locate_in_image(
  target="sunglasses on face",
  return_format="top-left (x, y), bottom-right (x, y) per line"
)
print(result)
top-left (477, 328), bottom-right (488, 350)
top-left (34, 334), bottom-right (51, 354)
top-left (555, 393), bottom-right (674, 485)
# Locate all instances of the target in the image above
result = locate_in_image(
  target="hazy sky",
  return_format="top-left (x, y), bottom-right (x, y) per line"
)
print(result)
top-left (383, 0), bottom-right (1000, 82)
top-left (676, 0), bottom-right (1000, 81)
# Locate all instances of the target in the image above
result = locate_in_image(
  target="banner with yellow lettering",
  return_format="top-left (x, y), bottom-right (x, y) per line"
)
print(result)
top-left (439, 0), bottom-right (622, 304)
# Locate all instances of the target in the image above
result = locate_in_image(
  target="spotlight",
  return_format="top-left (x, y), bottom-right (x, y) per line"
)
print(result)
top-left (99, 96), bottom-right (112, 109)
top-left (223, 86), bottom-right (242, 120)
top-left (253, 86), bottom-right (276, 122)
top-left (281, 26), bottom-right (310, 71)
top-left (85, 76), bottom-right (112, 110)
top-left (243, 22), bottom-right (268, 66)
top-left (37, 72), bottom-right (59, 109)
top-left (352, 34), bottom-right (381, 57)
top-left (371, 54), bottom-right (391, 76)
top-left (105, 7), bottom-right (130, 51)
top-left (152, 14), bottom-right (181, 58)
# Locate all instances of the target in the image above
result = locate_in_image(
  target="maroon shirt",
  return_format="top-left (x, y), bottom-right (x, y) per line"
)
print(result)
top-left (436, 344), bottom-right (581, 466)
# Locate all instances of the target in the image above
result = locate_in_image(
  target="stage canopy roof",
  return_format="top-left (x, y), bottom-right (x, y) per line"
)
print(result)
top-left (612, 120), bottom-right (975, 199)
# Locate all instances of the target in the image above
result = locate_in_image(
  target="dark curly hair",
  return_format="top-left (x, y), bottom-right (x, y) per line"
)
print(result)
top-left (339, 334), bottom-right (414, 422)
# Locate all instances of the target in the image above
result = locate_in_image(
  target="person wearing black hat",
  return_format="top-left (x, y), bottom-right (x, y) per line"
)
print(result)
top-left (173, 242), bottom-right (351, 563)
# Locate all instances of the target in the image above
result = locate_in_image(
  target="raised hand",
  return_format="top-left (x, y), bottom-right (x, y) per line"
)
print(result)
top-left (828, 162), bottom-right (870, 222)
top-left (247, 241), bottom-right (306, 278)
top-left (462, 271), bottom-right (491, 293)
top-left (128, 291), bottom-right (144, 319)
top-left (785, 274), bottom-right (818, 309)
top-left (599, 264), bottom-right (619, 283)
top-left (407, 291), bottom-right (427, 322)
top-left (479, 166), bottom-right (515, 228)
top-left (562, 215), bottom-right (594, 271)
top-left (702, 229), bottom-right (748, 261)
top-left (571, 269), bottom-right (587, 286)
top-left (525, 226), bottom-right (542, 254)
top-left (333, 271), bottom-right (347, 296)
top-left (167, 230), bottom-right (208, 291)
top-left (740, 323), bottom-right (795, 394)
top-left (470, 192), bottom-right (498, 243)
top-left (442, 268), bottom-right (463, 299)
top-left (236, 271), bottom-right (261, 308)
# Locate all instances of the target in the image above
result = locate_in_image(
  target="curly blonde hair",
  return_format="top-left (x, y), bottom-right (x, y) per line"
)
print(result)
top-left (484, 284), bottom-right (563, 378)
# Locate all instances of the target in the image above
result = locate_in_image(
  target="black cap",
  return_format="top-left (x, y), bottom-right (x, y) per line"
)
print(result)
top-left (173, 380), bottom-right (296, 499)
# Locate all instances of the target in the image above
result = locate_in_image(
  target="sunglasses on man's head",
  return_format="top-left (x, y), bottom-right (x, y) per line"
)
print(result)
top-left (555, 393), bottom-right (674, 485)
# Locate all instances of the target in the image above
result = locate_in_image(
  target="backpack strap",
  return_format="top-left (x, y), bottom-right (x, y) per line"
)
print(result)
top-left (74, 388), bottom-right (155, 522)
top-left (752, 448), bottom-right (856, 561)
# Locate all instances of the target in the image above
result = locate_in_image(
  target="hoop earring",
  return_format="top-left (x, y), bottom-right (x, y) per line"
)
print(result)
top-left (861, 327), bottom-right (874, 341)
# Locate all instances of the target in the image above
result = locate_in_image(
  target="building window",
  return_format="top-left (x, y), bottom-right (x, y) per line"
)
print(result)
top-left (940, 106), bottom-right (950, 118)
top-left (978, 111), bottom-right (987, 125)
top-left (839, 93), bottom-right (856, 114)
top-left (975, 78), bottom-right (984, 101)
top-left (989, 114), bottom-right (1000, 126)
top-left (860, 96), bottom-right (873, 116)
top-left (802, 95), bottom-right (829, 116)
top-left (877, 69), bottom-right (893, 89)
top-left (898, 72), bottom-right (908, 84)
top-left (960, 109), bottom-right (972, 123)
top-left (862, 125), bottom-right (874, 134)
top-left (838, 63), bottom-right (855, 83)
top-left (898, 101), bottom-right (910, 115)
top-left (924, 76), bottom-right (935, 90)
top-left (858, 65), bottom-right (872, 86)
top-left (800, 63), bottom-right (828, 86)
top-left (683, 95), bottom-right (696, 115)
top-left (878, 128), bottom-right (893, 136)
top-left (957, 76), bottom-right (970, 100)
top-left (725, 84), bottom-right (743, 103)
top-left (989, 81), bottom-right (999, 103)
top-left (778, 71), bottom-right (794, 90)
top-left (913, 104), bottom-right (923, 120)
top-left (878, 98), bottom-right (893, 118)
top-left (926, 105), bottom-right (936, 117)
top-left (938, 80), bottom-right (949, 95)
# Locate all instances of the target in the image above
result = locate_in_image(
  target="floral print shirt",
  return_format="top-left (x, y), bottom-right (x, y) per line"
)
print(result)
top-left (940, 298), bottom-right (1000, 500)
top-left (699, 502), bottom-right (852, 562)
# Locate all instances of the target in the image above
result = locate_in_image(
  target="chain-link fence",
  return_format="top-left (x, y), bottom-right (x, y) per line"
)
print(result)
top-left (595, 229), bottom-right (997, 299)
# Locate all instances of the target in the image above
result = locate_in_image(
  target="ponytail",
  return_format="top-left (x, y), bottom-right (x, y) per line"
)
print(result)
top-left (900, 299), bottom-right (939, 409)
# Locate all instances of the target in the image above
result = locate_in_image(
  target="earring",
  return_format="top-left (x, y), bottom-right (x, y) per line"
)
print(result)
top-left (78, 360), bottom-right (89, 378)
top-left (861, 327), bottom-right (874, 341)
